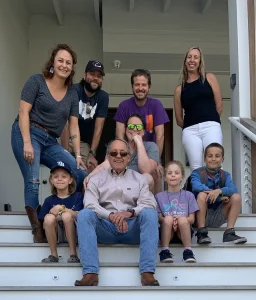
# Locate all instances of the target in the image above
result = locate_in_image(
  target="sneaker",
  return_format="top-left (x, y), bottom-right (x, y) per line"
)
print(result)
top-left (183, 249), bottom-right (196, 263)
top-left (223, 228), bottom-right (247, 244)
top-left (195, 227), bottom-right (212, 244)
top-left (159, 249), bottom-right (174, 263)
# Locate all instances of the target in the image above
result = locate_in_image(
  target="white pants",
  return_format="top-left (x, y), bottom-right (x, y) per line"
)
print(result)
top-left (182, 121), bottom-right (223, 171)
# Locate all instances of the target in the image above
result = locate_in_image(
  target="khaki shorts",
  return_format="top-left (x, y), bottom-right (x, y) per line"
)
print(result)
top-left (57, 220), bottom-right (78, 244)
top-left (69, 141), bottom-right (90, 163)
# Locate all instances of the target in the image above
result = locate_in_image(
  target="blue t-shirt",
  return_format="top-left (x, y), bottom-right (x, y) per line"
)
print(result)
top-left (38, 192), bottom-right (84, 220)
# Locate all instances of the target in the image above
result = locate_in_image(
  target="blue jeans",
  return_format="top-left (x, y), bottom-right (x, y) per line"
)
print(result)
top-left (77, 208), bottom-right (159, 275)
top-left (11, 121), bottom-right (87, 209)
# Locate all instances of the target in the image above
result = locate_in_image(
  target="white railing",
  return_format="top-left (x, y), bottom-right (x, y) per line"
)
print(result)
top-left (229, 117), bottom-right (254, 211)
top-left (229, 117), bottom-right (256, 143)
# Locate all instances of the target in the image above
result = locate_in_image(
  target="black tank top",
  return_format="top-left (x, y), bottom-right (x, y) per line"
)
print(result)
top-left (180, 76), bottom-right (220, 129)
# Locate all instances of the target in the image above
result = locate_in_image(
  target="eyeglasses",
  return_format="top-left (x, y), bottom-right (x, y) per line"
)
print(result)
top-left (127, 124), bottom-right (144, 131)
top-left (109, 151), bottom-right (128, 157)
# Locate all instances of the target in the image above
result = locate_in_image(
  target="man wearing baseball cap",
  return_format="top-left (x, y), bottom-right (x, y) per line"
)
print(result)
top-left (61, 60), bottom-right (109, 172)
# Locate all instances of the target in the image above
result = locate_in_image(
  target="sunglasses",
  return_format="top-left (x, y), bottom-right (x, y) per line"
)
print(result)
top-left (109, 151), bottom-right (129, 157)
top-left (127, 124), bottom-right (144, 131)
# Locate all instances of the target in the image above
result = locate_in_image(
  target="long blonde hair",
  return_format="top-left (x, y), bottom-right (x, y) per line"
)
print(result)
top-left (179, 47), bottom-right (206, 88)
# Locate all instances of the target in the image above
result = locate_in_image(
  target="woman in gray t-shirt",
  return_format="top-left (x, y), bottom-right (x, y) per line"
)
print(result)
top-left (11, 44), bottom-right (87, 243)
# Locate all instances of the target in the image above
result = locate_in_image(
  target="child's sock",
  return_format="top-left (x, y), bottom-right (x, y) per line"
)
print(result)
top-left (161, 247), bottom-right (169, 251)
top-left (184, 247), bottom-right (192, 250)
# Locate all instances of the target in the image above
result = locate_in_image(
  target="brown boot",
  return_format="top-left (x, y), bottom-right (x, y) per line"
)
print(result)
top-left (74, 273), bottom-right (99, 286)
top-left (141, 272), bottom-right (159, 286)
top-left (25, 206), bottom-right (46, 243)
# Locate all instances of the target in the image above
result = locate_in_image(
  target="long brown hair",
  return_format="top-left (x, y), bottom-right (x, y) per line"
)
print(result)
top-left (179, 47), bottom-right (205, 88)
top-left (42, 44), bottom-right (77, 86)
top-left (49, 172), bottom-right (77, 196)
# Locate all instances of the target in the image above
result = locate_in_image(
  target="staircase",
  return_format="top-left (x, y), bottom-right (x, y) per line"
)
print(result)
top-left (1, 212), bottom-right (256, 299)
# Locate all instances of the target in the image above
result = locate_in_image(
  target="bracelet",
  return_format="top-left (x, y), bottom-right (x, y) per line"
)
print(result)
top-left (76, 155), bottom-right (82, 158)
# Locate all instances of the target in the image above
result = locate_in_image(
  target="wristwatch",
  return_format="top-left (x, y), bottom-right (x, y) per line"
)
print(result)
top-left (89, 150), bottom-right (97, 157)
top-left (127, 208), bottom-right (135, 218)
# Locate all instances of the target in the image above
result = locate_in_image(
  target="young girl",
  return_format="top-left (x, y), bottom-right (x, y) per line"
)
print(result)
top-left (38, 161), bottom-right (84, 263)
top-left (155, 161), bottom-right (199, 263)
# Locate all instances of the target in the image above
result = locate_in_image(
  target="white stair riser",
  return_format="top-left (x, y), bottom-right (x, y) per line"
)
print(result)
top-left (0, 228), bottom-right (252, 243)
top-left (1, 266), bottom-right (256, 286)
top-left (0, 290), bottom-right (256, 300)
top-left (0, 246), bottom-right (254, 263)
top-left (1, 289), bottom-right (256, 300)
top-left (1, 215), bottom-right (255, 227)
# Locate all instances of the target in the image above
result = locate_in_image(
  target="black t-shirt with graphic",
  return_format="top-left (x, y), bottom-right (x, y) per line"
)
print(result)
top-left (72, 82), bottom-right (109, 144)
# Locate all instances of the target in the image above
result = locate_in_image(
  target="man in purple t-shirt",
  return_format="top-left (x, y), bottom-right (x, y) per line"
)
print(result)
top-left (114, 69), bottom-right (170, 193)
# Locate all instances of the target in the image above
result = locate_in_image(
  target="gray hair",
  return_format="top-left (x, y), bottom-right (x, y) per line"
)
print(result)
top-left (106, 138), bottom-right (131, 155)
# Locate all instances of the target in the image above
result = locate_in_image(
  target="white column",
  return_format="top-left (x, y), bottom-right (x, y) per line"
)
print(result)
top-left (228, 0), bottom-right (251, 213)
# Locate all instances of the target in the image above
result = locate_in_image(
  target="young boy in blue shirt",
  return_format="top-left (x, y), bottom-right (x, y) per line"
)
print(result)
top-left (191, 143), bottom-right (247, 244)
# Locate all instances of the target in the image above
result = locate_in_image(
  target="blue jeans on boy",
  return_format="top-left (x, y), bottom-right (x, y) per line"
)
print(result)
top-left (11, 121), bottom-right (87, 209)
top-left (77, 208), bottom-right (159, 275)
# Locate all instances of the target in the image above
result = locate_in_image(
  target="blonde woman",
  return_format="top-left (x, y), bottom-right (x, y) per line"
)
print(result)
top-left (174, 47), bottom-right (223, 171)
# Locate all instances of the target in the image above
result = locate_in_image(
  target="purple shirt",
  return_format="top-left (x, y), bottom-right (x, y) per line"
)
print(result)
top-left (114, 97), bottom-right (170, 142)
top-left (155, 190), bottom-right (199, 217)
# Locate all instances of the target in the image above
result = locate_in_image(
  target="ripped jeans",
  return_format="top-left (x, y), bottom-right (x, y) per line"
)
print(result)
top-left (11, 121), bottom-right (87, 209)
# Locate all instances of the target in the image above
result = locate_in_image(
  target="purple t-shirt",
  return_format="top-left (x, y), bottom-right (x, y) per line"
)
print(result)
top-left (114, 97), bottom-right (170, 142)
top-left (155, 190), bottom-right (199, 217)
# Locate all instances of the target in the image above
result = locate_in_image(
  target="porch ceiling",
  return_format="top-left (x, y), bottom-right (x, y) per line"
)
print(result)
top-left (24, 0), bottom-right (229, 74)
top-left (24, 0), bottom-right (227, 16)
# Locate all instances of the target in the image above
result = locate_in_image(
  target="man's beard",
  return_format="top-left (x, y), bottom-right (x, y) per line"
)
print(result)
top-left (84, 79), bottom-right (101, 93)
top-left (133, 90), bottom-right (148, 102)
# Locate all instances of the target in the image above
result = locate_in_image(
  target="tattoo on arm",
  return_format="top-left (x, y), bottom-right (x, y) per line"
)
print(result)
top-left (70, 135), bottom-right (77, 141)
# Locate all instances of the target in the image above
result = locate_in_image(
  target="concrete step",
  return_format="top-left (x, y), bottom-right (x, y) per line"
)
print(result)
top-left (1, 212), bottom-right (256, 227)
top-left (0, 243), bottom-right (254, 263)
top-left (1, 262), bottom-right (256, 286)
top-left (0, 225), bottom-right (252, 243)
top-left (1, 286), bottom-right (256, 300)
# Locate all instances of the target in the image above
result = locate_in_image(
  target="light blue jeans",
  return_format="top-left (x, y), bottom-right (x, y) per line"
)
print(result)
top-left (11, 121), bottom-right (87, 209)
top-left (77, 208), bottom-right (159, 275)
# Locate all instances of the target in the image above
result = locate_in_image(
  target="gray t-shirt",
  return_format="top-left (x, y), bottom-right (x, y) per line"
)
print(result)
top-left (155, 190), bottom-right (199, 217)
top-left (128, 141), bottom-right (159, 172)
top-left (19, 74), bottom-right (79, 137)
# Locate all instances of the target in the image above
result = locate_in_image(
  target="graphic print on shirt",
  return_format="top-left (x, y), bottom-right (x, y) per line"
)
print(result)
top-left (162, 198), bottom-right (186, 216)
top-left (79, 99), bottom-right (97, 120)
top-left (145, 114), bottom-right (153, 133)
